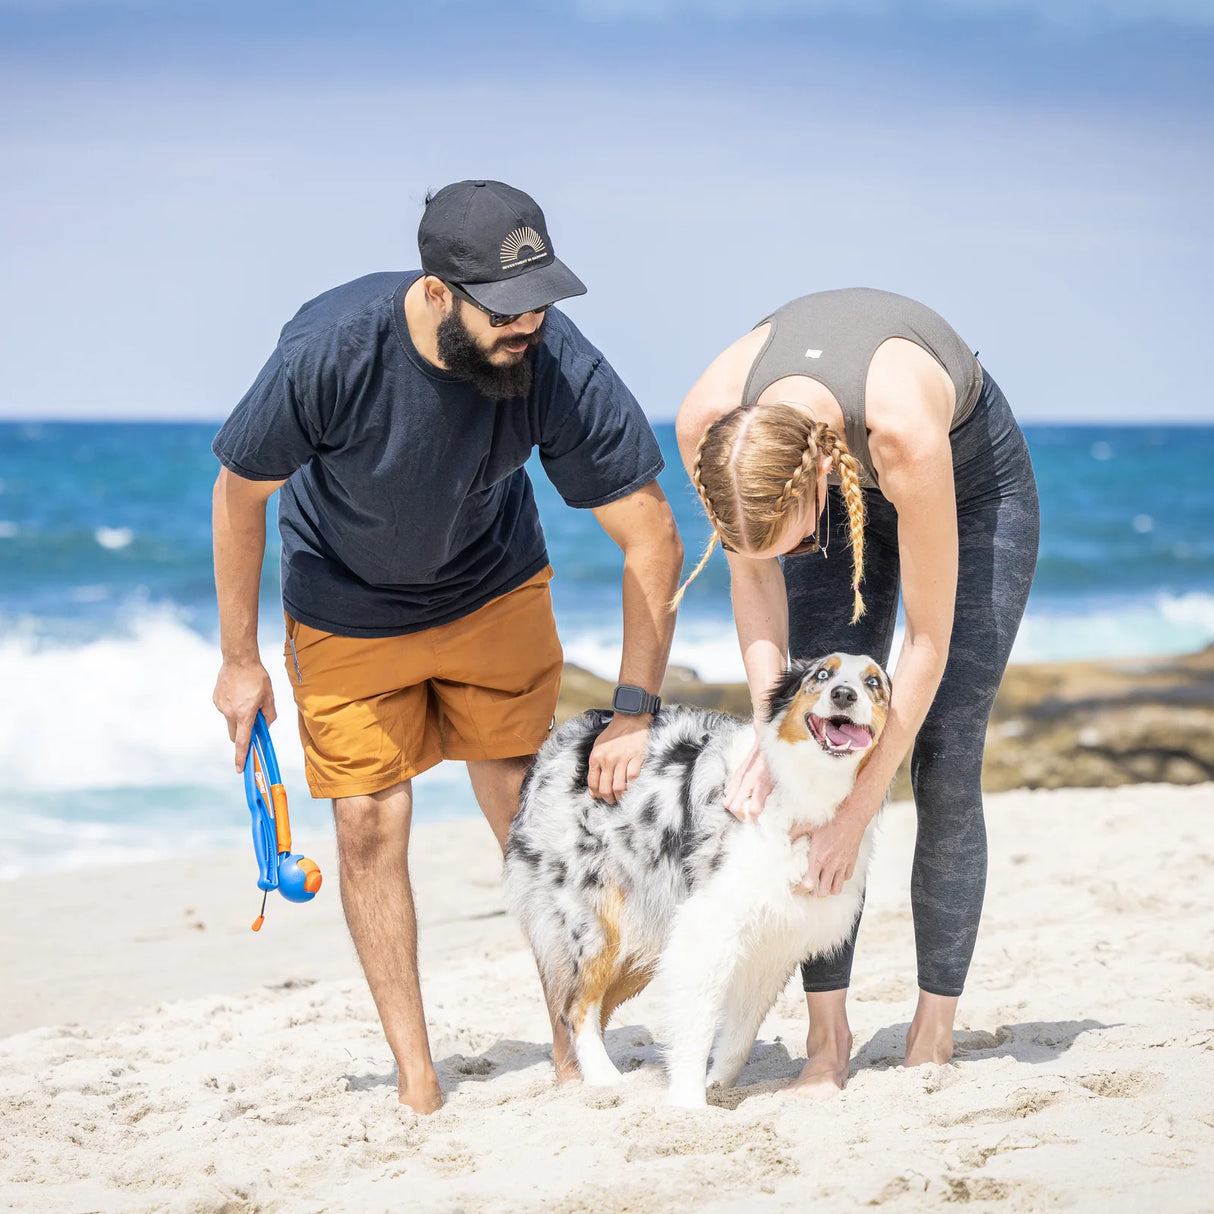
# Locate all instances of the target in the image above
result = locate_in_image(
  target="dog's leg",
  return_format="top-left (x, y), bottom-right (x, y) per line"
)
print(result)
top-left (601, 963), bottom-right (656, 1031)
top-left (706, 961), bottom-right (789, 1089)
top-left (568, 1001), bottom-right (623, 1085)
top-left (533, 964), bottom-right (581, 1084)
top-left (565, 887), bottom-right (631, 1086)
top-left (657, 897), bottom-right (741, 1108)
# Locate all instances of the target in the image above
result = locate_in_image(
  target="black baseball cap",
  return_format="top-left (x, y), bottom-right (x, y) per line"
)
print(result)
top-left (418, 180), bottom-right (587, 315)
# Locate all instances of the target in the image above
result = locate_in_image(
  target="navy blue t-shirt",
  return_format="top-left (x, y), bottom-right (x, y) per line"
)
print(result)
top-left (213, 272), bottom-right (664, 637)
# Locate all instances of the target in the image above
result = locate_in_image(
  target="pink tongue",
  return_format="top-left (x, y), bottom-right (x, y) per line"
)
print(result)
top-left (824, 721), bottom-right (871, 750)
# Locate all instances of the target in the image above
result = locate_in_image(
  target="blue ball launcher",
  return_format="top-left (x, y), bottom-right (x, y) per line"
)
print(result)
top-left (243, 711), bottom-right (322, 931)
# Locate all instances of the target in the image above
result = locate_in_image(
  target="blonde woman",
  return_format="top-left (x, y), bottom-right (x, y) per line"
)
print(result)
top-left (675, 288), bottom-right (1039, 1095)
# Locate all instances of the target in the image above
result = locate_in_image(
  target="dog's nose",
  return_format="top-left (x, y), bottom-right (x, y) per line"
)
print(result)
top-left (830, 684), bottom-right (858, 710)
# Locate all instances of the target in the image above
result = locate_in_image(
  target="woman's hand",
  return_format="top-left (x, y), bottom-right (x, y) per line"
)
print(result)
top-left (724, 742), bottom-right (773, 819)
top-left (790, 795), bottom-right (871, 896)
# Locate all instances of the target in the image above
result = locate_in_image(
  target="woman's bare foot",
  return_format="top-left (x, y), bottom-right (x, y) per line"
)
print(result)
top-left (904, 990), bottom-right (959, 1067)
top-left (788, 1030), bottom-right (853, 1097)
top-left (787, 988), bottom-right (852, 1099)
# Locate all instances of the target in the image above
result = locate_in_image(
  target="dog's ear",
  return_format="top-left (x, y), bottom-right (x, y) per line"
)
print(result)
top-left (763, 658), bottom-right (819, 723)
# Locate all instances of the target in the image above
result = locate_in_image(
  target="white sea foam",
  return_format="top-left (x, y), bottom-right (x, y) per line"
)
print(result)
top-left (0, 605), bottom-right (466, 877)
top-left (562, 615), bottom-right (749, 686)
top-left (1011, 591), bottom-right (1214, 664)
top-left (2, 609), bottom-right (247, 793)
top-left (0, 607), bottom-right (478, 802)
top-left (94, 526), bottom-right (134, 550)
top-left (0, 808), bottom-right (249, 882)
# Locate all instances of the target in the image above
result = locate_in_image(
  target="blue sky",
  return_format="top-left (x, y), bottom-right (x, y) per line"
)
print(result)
top-left (1, 1), bottom-right (1211, 422)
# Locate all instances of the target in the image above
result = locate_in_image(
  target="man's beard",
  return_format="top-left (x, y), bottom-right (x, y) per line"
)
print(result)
top-left (435, 300), bottom-right (544, 400)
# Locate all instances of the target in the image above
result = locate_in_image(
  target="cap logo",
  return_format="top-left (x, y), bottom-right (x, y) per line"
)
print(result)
top-left (500, 226), bottom-right (547, 270)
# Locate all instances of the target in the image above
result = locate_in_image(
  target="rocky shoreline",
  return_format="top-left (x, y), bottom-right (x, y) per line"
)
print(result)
top-left (557, 646), bottom-right (1214, 796)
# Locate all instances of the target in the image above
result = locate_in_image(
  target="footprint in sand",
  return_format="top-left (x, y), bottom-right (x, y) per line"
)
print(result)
top-left (1074, 1069), bottom-right (1163, 1098)
top-left (940, 1175), bottom-right (1015, 1202)
top-left (953, 1026), bottom-right (1013, 1054)
top-left (452, 1055), bottom-right (496, 1076)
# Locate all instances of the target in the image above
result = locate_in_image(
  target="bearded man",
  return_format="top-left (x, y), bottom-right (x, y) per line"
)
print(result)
top-left (211, 180), bottom-right (683, 1112)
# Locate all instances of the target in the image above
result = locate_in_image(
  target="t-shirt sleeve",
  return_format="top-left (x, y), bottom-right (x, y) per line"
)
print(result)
top-left (538, 348), bottom-right (664, 510)
top-left (211, 344), bottom-right (327, 481)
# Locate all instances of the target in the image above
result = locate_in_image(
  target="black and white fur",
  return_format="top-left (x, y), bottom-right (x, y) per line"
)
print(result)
top-left (504, 652), bottom-right (891, 1108)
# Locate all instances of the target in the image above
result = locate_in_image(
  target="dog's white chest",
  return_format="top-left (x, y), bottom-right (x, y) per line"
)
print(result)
top-left (718, 820), bottom-right (811, 907)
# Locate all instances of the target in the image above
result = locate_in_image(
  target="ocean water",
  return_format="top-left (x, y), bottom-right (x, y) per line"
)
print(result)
top-left (2, 420), bottom-right (1212, 880)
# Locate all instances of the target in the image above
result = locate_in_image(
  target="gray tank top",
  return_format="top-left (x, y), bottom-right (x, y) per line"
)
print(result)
top-left (741, 288), bottom-right (982, 490)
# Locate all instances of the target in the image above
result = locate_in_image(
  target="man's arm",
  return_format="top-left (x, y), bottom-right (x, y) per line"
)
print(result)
top-left (586, 480), bottom-right (684, 803)
top-left (212, 465), bottom-right (287, 771)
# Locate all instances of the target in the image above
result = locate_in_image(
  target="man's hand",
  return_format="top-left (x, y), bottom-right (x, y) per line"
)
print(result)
top-left (213, 658), bottom-right (277, 772)
top-left (587, 482), bottom-right (681, 806)
top-left (587, 713), bottom-right (652, 803)
top-left (790, 797), bottom-right (869, 897)
top-left (724, 741), bottom-right (773, 820)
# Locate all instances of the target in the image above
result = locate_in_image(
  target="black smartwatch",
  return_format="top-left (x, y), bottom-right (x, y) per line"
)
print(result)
top-left (611, 684), bottom-right (662, 716)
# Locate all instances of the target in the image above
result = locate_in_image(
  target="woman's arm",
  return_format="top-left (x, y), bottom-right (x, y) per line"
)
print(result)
top-left (727, 551), bottom-right (790, 721)
top-left (676, 373), bottom-right (792, 696)
top-left (720, 552), bottom-right (791, 816)
top-left (676, 365), bottom-right (789, 815)
top-left (795, 412), bottom-right (958, 896)
top-left (852, 423), bottom-right (958, 814)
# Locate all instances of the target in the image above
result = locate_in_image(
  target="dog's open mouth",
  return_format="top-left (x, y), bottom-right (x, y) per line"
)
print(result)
top-left (807, 714), bottom-right (874, 755)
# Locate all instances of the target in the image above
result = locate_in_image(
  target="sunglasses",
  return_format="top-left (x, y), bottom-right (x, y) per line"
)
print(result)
top-left (720, 533), bottom-right (822, 557)
top-left (720, 481), bottom-right (830, 558)
top-left (445, 281), bottom-right (551, 328)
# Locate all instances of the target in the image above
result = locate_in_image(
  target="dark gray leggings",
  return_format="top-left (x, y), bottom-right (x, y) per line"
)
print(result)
top-left (786, 369), bottom-right (1039, 998)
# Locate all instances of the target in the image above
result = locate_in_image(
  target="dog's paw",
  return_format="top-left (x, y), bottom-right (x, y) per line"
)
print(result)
top-left (665, 1086), bottom-right (708, 1109)
top-left (578, 1062), bottom-right (624, 1086)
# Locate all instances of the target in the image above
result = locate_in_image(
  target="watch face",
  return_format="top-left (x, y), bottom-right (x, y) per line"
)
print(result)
top-left (614, 686), bottom-right (644, 713)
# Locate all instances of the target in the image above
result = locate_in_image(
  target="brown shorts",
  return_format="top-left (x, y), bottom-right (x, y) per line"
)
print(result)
top-left (283, 567), bottom-right (563, 799)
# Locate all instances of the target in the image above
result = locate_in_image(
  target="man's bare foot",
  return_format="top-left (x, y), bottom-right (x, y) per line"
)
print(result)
top-left (398, 1069), bottom-right (444, 1113)
top-left (788, 1026), bottom-right (853, 1099)
top-left (904, 991), bottom-right (959, 1067)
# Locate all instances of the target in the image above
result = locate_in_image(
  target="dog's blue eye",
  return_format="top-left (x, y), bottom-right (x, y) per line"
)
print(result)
top-left (815, 669), bottom-right (829, 680)
top-left (866, 676), bottom-right (881, 688)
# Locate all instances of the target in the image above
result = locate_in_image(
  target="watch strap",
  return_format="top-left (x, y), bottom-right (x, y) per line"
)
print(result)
top-left (611, 684), bottom-right (662, 716)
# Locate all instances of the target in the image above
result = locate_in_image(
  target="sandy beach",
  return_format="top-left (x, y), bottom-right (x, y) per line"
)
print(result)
top-left (2, 781), bottom-right (1212, 1213)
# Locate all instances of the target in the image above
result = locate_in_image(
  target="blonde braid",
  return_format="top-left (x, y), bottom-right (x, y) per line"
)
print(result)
top-left (691, 431), bottom-right (728, 539)
top-left (669, 432), bottom-right (722, 611)
top-left (671, 406), bottom-right (868, 623)
top-left (765, 431), bottom-right (821, 550)
top-left (818, 427), bottom-right (868, 622)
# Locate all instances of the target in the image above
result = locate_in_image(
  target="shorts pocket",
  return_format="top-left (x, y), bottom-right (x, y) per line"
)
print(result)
top-left (283, 614), bottom-right (304, 685)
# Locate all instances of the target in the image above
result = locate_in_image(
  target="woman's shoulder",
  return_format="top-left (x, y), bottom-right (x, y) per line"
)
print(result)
top-left (865, 339), bottom-right (957, 444)
top-left (675, 326), bottom-right (771, 455)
